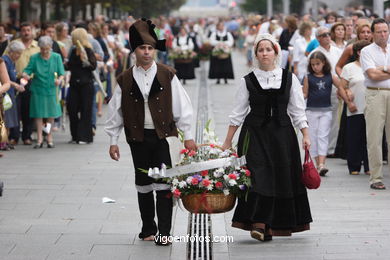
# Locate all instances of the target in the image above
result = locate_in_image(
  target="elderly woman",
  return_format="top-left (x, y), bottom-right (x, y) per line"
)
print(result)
top-left (66, 28), bottom-right (97, 144)
top-left (22, 36), bottom-right (65, 148)
top-left (222, 34), bottom-right (312, 241)
top-left (1, 41), bottom-right (26, 148)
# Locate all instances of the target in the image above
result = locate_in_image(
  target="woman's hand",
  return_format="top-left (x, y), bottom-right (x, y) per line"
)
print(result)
top-left (55, 79), bottom-right (61, 86)
top-left (222, 140), bottom-right (232, 151)
top-left (14, 83), bottom-right (25, 92)
top-left (302, 134), bottom-right (311, 150)
top-left (346, 89), bottom-right (354, 102)
top-left (347, 102), bottom-right (358, 113)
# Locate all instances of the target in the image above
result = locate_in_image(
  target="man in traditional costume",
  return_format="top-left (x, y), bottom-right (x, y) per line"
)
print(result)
top-left (105, 18), bottom-right (196, 245)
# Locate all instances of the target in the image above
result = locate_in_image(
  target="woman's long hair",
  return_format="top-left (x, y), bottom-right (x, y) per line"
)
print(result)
top-left (307, 51), bottom-right (331, 75)
top-left (71, 28), bottom-right (92, 49)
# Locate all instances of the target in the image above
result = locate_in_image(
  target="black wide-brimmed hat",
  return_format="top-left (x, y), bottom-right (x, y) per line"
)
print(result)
top-left (129, 18), bottom-right (166, 52)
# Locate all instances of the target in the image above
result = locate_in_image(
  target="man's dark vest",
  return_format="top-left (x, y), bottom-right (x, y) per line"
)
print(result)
top-left (243, 69), bottom-right (293, 127)
top-left (117, 63), bottom-right (178, 143)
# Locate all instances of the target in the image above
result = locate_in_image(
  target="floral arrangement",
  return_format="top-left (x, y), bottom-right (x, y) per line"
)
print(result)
top-left (168, 122), bottom-right (251, 199)
top-left (198, 42), bottom-right (213, 60)
top-left (168, 48), bottom-right (197, 61)
top-left (211, 43), bottom-right (231, 58)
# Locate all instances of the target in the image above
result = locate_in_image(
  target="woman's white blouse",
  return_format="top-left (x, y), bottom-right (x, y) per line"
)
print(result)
top-left (172, 35), bottom-right (194, 51)
top-left (229, 68), bottom-right (308, 129)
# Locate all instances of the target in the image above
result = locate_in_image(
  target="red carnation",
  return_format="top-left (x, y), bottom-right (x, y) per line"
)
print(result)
top-left (201, 170), bottom-right (208, 176)
top-left (215, 181), bottom-right (223, 188)
top-left (245, 169), bottom-right (251, 177)
top-left (202, 179), bottom-right (211, 187)
top-left (191, 178), bottom-right (199, 185)
top-left (228, 173), bottom-right (237, 180)
top-left (188, 150), bottom-right (197, 157)
top-left (173, 189), bottom-right (181, 198)
top-left (232, 153), bottom-right (238, 157)
top-left (180, 149), bottom-right (189, 154)
top-left (210, 144), bottom-right (215, 148)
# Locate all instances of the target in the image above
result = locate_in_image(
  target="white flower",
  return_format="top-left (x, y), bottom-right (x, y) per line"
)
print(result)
top-left (229, 179), bottom-right (237, 186)
top-left (207, 184), bottom-right (214, 191)
top-left (213, 170), bottom-right (224, 178)
top-left (186, 176), bottom-right (193, 184)
top-left (223, 175), bottom-right (229, 181)
top-left (220, 151), bottom-right (230, 157)
top-left (172, 178), bottom-right (179, 186)
top-left (179, 181), bottom-right (187, 188)
top-left (223, 189), bottom-right (230, 195)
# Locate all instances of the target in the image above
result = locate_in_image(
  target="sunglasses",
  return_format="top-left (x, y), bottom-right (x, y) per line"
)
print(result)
top-left (318, 32), bottom-right (331, 37)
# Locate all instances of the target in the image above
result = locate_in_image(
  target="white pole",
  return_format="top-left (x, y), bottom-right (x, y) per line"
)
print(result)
top-left (312, 0), bottom-right (318, 21)
top-left (283, 0), bottom-right (290, 16)
top-left (373, 0), bottom-right (384, 18)
top-left (267, 0), bottom-right (273, 18)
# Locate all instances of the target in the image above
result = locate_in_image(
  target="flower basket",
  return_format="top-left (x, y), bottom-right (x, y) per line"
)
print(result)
top-left (174, 58), bottom-right (193, 64)
top-left (147, 121), bottom-right (251, 215)
top-left (181, 193), bottom-right (236, 214)
top-left (217, 53), bottom-right (230, 59)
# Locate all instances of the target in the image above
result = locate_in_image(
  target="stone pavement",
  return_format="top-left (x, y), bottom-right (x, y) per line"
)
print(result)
top-left (0, 51), bottom-right (390, 260)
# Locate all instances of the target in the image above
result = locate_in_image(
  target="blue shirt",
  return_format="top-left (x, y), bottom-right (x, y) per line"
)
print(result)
top-left (306, 73), bottom-right (333, 110)
top-left (306, 39), bottom-right (319, 54)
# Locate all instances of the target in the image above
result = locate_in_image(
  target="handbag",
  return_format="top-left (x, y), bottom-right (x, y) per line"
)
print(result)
top-left (3, 93), bottom-right (12, 111)
top-left (0, 113), bottom-right (8, 143)
top-left (301, 148), bottom-right (321, 189)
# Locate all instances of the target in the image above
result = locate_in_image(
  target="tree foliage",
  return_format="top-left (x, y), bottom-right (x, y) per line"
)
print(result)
top-left (240, 0), bottom-right (305, 16)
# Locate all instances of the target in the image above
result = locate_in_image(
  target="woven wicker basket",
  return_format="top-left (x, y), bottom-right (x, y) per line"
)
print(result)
top-left (181, 193), bottom-right (236, 214)
top-left (217, 53), bottom-right (230, 59)
top-left (174, 58), bottom-right (193, 64)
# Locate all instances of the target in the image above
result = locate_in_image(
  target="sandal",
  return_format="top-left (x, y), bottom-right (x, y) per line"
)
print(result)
top-left (370, 182), bottom-right (386, 190)
top-left (350, 171), bottom-right (359, 175)
top-left (318, 165), bottom-right (329, 176)
top-left (250, 228), bottom-right (272, 242)
top-left (365, 171), bottom-right (371, 175)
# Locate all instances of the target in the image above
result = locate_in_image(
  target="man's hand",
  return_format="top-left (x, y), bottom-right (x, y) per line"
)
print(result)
top-left (184, 139), bottom-right (197, 151)
top-left (109, 145), bottom-right (120, 161)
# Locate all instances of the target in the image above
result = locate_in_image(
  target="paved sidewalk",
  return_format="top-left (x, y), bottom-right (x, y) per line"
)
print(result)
top-left (1, 51), bottom-right (390, 259)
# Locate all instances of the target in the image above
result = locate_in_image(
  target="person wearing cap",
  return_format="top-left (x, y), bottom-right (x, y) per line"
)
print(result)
top-left (222, 33), bottom-right (312, 241)
top-left (105, 18), bottom-right (196, 245)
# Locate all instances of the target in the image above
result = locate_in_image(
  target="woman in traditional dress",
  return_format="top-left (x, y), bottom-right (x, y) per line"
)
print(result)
top-left (22, 36), bottom-right (65, 148)
top-left (222, 33), bottom-right (312, 241)
top-left (172, 26), bottom-right (195, 85)
top-left (208, 21), bottom-right (234, 84)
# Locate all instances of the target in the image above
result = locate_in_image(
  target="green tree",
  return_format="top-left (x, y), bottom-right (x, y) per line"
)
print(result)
top-left (240, 0), bottom-right (304, 16)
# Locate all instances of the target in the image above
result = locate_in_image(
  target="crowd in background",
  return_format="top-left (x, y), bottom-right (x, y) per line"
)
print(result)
top-left (0, 5), bottom-right (389, 186)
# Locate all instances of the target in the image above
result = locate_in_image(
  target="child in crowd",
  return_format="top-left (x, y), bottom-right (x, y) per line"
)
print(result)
top-left (303, 51), bottom-right (340, 176)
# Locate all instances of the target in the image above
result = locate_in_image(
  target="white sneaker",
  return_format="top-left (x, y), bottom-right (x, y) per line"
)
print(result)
top-left (42, 123), bottom-right (52, 134)
top-left (78, 141), bottom-right (87, 145)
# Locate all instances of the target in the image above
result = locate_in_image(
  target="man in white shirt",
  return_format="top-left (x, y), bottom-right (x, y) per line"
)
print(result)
top-left (309, 26), bottom-right (342, 157)
top-left (105, 18), bottom-right (196, 245)
top-left (360, 18), bottom-right (390, 190)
